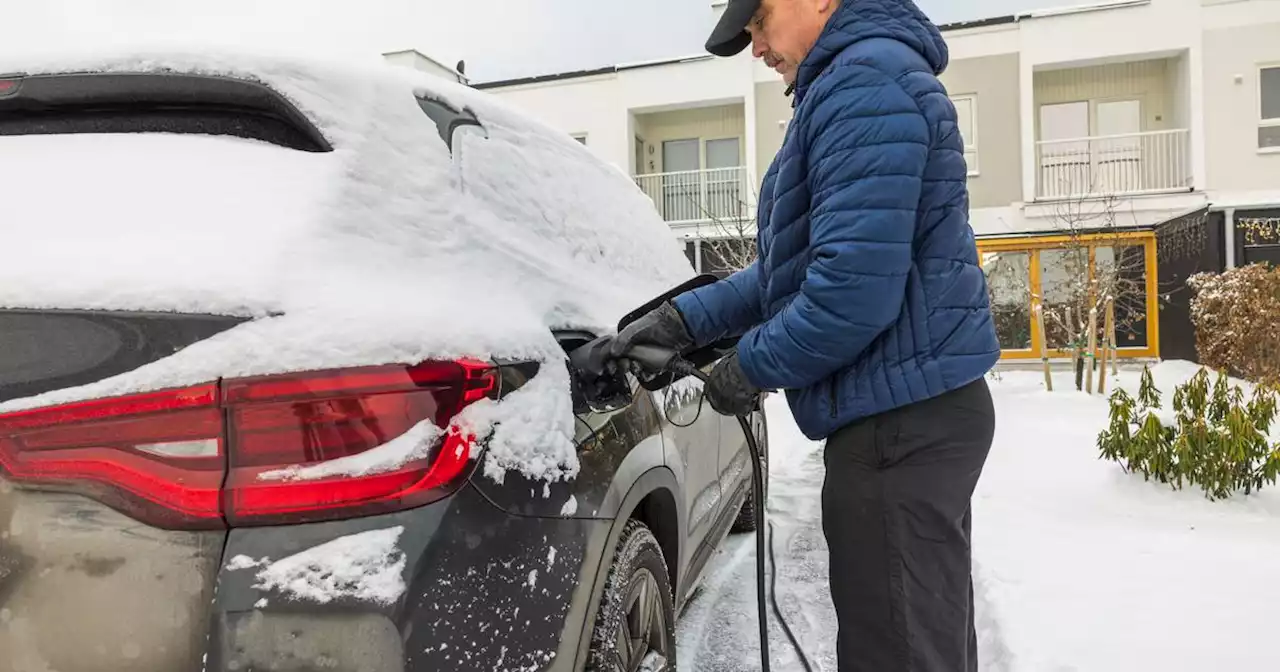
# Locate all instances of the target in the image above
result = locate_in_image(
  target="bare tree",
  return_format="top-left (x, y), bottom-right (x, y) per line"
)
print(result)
top-left (1036, 192), bottom-right (1151, 367)
top-left (672, 173), bottom-right (760, 276)
top-left (697, 210), bottom-right (758, 275)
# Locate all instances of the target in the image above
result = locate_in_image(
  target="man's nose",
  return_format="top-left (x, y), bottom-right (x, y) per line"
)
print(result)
top-left (751, 33), bottom-right (768, 59)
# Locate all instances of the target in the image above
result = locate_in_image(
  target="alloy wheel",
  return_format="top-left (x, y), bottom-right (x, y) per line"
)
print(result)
top-left (610, 567), bottom-right (673, 672)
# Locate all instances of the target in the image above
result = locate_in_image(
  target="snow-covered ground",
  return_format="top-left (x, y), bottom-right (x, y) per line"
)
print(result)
top-left (677, 361), bottom-right (1280, 671)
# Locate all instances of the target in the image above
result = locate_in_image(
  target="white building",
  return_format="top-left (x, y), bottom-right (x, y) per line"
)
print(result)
top-left (473, 0), bottom-right (1280, 364)
top-left (383, 48), bottom-right (469, 84)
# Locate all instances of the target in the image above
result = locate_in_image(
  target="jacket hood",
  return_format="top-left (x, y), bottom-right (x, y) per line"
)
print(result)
top-left (793, 0), bottom-right (949, 104)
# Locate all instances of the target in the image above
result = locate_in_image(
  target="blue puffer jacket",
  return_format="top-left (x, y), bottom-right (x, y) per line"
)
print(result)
top-left (672, 0), bottom-right (1000, 440)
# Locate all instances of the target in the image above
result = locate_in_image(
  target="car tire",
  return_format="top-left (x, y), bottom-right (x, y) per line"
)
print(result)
top-left (585, 519), bottom-right (677, 672)
top-left (731, 410), bottom-right (769, 534)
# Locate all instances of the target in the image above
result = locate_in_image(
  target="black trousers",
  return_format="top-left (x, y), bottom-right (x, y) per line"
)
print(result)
top-left (821, 377), bottom-right (995, 672)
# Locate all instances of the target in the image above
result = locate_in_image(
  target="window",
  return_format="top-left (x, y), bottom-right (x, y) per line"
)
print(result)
top-left (1259, 66), bottom-right (1280, 150)
top-left (978, 235), bottom-right (1158, 360)
top-left (981, 251), bottom-right (1032, 350)
top-left (951, 94), bottom-right (979, 176)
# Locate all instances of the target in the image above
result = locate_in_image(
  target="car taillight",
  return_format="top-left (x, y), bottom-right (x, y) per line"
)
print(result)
top-left (0, 359), bottom-right (498, 529)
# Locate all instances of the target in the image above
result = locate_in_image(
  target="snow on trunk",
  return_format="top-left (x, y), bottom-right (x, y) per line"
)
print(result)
top-left (248, 526), bottom-right (408, 606)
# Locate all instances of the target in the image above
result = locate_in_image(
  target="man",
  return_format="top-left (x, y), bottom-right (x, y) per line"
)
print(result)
top-left (611, 0), bottom-right (1001, 669)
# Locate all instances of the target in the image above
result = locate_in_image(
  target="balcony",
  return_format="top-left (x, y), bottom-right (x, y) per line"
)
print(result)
top-left (634, 166), bottom-right (752, 227)
top-left (1031, 53), bottom-right (1195, 202)
top-left (1035, 129), bottom-right (1192, 200)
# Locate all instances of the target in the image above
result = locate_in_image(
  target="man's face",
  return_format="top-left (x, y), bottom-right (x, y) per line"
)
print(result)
top-left (746, 0), bottom-right (837, 85)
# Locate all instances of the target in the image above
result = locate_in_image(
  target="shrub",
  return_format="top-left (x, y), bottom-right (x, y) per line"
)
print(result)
top-left (1097, 366), bottom-right (1280, 500)
top-left (1187, 264), bottom-right (1280, 385)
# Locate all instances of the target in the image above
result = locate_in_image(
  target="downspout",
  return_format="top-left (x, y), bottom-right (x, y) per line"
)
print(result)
top-left (1223, 207), bottom-right (1236, 270)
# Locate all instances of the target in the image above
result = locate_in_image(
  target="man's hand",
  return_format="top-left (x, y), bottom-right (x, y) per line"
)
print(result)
top-left (705, 352), bottom-right (762, 416)
top-left (609, 301), bottom-right (694, 359)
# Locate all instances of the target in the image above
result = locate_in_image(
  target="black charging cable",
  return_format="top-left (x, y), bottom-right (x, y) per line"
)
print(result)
top-left (569, 338), bottom-right (815, 671)
top-left (644, 352), bottom-right (815, 672)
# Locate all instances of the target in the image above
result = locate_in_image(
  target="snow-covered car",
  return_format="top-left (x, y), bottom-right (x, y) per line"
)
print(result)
top-left (0, 47), bottom-right (766, 671)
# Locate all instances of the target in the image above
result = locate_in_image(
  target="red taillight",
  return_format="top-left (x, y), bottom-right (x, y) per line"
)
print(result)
top-left (0, 79), bottom-right (18, 97)
top-left (0, 384), bottom-right (225, 529)
top-left (0, 359), bottom-right (499, 529)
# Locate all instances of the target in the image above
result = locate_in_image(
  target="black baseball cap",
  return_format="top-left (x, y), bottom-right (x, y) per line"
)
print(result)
top-left (706, 0), bottom-right (760, 57)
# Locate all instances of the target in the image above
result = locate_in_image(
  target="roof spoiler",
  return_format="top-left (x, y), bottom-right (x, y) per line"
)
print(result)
top-left (0, 72), bottom-right (331, 152)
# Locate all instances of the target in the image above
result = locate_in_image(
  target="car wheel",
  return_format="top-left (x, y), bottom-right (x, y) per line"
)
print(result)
top-left (586, 519), bottom-right (677, 672)
top-left (731, 410), bottom-right (769, 533)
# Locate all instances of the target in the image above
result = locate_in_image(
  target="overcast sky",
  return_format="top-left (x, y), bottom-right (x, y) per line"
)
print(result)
top-left (7, 0), bottom-right (1063, 83)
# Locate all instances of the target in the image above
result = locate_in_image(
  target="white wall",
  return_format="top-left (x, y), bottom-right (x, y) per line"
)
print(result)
top-left (382, 50), bottom-right (463, 83)
top-left (487, 56), bottom-right (754, 174)
top-left (1200, 0), bottom-right (1280, 199)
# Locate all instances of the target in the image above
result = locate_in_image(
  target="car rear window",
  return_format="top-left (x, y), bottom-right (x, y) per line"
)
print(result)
top-left (0, 72), bottom-right (331, 152)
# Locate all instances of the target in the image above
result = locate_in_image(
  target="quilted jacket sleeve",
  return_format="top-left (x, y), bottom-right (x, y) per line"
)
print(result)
top-left (671, 259), bottom-right (764, 348)
top-left (734, 63), bottom-right (928, 391)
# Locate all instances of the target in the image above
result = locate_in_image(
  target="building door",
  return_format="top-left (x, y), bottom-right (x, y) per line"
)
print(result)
top-left (704, 137), bottom-right (742, 221)
top-left (662, 138), bottom-right (701, 222)
top-left (1038, 101), bottom-right (1091, 198)
top-left (1094, 99), bottom-right (1143, 193)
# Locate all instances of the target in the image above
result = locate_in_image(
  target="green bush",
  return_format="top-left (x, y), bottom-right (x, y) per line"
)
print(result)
top-left (1097, 366), bottom-right (1280, 500)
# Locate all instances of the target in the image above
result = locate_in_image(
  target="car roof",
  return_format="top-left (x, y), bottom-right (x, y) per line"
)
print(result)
top-left (0, 45), bottom-right (696, 413)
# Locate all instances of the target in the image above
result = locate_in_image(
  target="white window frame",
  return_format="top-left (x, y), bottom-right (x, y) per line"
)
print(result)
top-left (950, 94), bottom-right (980, 176)
top-left (1259, 64), bottom-right (1280, 153)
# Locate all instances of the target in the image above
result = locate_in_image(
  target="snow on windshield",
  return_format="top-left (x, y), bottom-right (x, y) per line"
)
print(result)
top-left (0, 44), bottom-right (697, 485)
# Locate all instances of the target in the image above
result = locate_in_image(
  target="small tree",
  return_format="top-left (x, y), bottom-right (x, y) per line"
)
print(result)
top-left (1038, 193), bottom-right (1151, 385)
top-left (685, 172), bottom-right (759, 276)
top-left (697, 210), bottom-right (758, 275)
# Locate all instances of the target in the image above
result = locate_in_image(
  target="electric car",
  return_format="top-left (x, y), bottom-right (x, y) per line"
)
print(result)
top-left (0, 48), bottom-right (767, 671)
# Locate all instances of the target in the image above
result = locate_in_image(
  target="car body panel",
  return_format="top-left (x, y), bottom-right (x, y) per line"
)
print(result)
top-left (651, 368), bottom-right (725, 595)
top-left (0, 56), bottom-right (762, 672)
top-left (0, 483), bottom-right (222, 672)
top-left (207, 484), bottom-right (608, 672)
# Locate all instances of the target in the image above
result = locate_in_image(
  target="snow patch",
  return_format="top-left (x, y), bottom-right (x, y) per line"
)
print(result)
top-left (457, 361), bottom-right (581, 485)
top-left (560, 495), bottom-right (579, 516)
top-left (251, 526), bottom-right (407, 606)
top-left (225, 555), bottom-right (269, 571)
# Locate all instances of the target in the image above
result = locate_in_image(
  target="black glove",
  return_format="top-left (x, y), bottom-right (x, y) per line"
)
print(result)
top-left (609, 301), bottom-right (694, 359)
top-left (704, 352), bottom-right (762, 417)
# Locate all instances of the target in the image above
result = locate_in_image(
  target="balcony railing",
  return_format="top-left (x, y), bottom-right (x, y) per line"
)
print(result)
top-left (1035, 129), bottom-right (1192, 200)
top-left (634, 167), bottom-right (751, 225)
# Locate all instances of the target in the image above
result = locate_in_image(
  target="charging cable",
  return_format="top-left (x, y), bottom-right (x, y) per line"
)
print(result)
top-left (620, 345), bottom-right (815, 672)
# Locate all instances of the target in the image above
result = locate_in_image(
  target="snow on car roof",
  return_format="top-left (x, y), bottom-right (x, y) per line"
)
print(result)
top-left (0, 44), bottom-right (696, 484)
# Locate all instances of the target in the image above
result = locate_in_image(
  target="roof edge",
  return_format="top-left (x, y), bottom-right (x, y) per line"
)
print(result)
top-left (474, 0), bottom-right (1152, 90)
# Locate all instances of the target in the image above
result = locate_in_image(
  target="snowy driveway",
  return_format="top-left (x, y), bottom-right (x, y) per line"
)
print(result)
top-left (675, 364), bottom-right (1280, 671)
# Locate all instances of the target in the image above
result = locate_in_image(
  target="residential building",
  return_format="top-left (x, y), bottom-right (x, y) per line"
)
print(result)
top-left (383, 49), bottom-right (469, 84)
top-left (473, 0), bottom-right (1280, 363)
